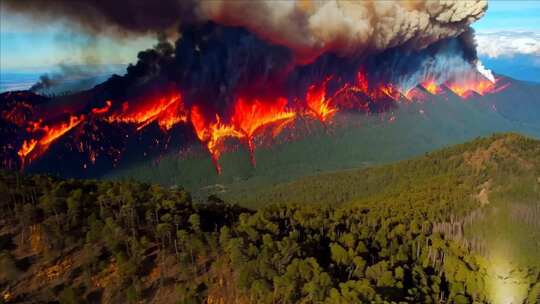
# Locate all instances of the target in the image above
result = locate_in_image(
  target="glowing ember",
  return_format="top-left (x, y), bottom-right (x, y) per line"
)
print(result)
top-left (378, 84), bottom-right (400, 101)
top-left (91, 100), bottom-right (112, 115)
top-left (356, 71), bottom-right (369, 94)
top-left (1, 102), bottom-right (34, 127)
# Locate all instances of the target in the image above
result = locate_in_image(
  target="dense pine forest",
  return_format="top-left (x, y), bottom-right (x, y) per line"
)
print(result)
top-left (1, 133), bottom-right (540, 303)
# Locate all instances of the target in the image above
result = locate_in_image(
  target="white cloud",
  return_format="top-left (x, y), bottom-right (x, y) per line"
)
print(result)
top-left (476, 31), bottom-right (540, 58)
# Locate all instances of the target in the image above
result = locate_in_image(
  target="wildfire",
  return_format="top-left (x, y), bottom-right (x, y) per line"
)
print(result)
top-left (8, 66), bottom-right (510, 174)
top-left (305, 80), bottom-right (338, 124)
top-left (190, 97), bottom-right (296, 172)
top-left (17, 115), bottom-right (85, 166)
top-left (91, 100), bottom-right (112, 115)
top-left (39, 115), bottom-right (85, 147)
top-left (231, 97), bottom-right (296, 164)
top-left (107, 92), bottom-right (187, 131)
top-left (378, 84), bottom-right (401, 101)
top-left (447, 83), bottom-right (471, 98)
top-left (446, 76), bottom-right (507, 99)
top-left (421, 80), bottom-right (443, 95)
top-left (402, 88), bottom-right (427, 101)
top-left (190, 106), bottom-right (243, 173)
top-left (350, 71), bottom-right (401, 102)
top-left (17, 139), bottom-right (37, 159)
top-left (356, 71), bottom-right (369, 94)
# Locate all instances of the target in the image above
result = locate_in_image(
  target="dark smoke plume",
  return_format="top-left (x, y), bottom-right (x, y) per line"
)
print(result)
top-left (0, 1), bottom-right (495, 175)
top-left (3, 0), bottom-right (487, 62)
top-left (1, 0), bottom-right (197, 35)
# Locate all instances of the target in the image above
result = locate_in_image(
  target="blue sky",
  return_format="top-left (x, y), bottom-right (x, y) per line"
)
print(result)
top-left (0, 9), bottom-right (154, 70)
top-left (473, 1), bottom-right (540, 32)
top-left (0, 1), bottom-right (539, 71)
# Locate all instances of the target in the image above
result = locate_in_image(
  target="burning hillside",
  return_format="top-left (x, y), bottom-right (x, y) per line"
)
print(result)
top-left (0, 0), bottom-right (509, 174)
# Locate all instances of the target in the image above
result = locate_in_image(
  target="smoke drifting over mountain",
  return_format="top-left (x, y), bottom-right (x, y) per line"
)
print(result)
top-left (1, 0), bottom-right (504, 175)
top-left (3, 0), bottom-right (487, 61)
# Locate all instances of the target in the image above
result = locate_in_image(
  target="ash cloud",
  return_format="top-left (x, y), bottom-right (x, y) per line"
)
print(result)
top-left (3, 0), bottom-right (487, 62)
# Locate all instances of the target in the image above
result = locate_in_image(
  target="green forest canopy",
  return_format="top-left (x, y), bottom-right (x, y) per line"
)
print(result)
top-left (1, 133), bottom-right (539, 303)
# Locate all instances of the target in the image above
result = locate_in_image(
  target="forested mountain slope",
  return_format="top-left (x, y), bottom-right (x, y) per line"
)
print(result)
top-left (227, 133), bottom-right (540, 209)
top-left (1, 133), bottom-right (539, 303)
top-left (107, 79), bottom-right (540, 200)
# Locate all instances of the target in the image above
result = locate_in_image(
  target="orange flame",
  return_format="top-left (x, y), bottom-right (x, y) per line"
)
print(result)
top-left (446, 77), bottom-right (508, 99)
top-left (350, 71), bottom-right (401, 101)
top-left (9, 67), bottom-right (511, 174)
top-left (231, 97), bottom-right (296, 164)
top-left (305, 79), bottom-right (338, 124)
top-left (190, 106), bottom-right (243, 173)
top-left (17, 139), bottom-right (37, 160)
top-left (107, 92), bottom-right (187, 131)
top-left (39, 115), bottom-right (84, 147)
top-left (91, 100), bottom-right (112, 115)
top-left (378, 84), bottom-right (400, 101)
top-left (17, 115), bottom-right (85, 166)
top-left (421, 80), bottom-right (443, 95)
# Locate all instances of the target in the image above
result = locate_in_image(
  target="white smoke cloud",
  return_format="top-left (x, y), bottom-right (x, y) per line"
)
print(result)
top-left (476, 60), bottom-right (495, 83)
top-left (198, 0), bottom-right (488, 61)
top-left (476, 31), bottom-right (540, 58)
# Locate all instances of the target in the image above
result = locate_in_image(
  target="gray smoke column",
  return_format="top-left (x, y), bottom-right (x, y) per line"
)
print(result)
top-left (3, 0), bottom-right (487, 61)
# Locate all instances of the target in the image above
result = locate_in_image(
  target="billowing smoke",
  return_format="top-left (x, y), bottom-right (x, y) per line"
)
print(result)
top-left (30, 75), bottom-right (57, 93)
top-left (1, 0), bottom-right (505, 175)
top-left (200, 0), bottom-right (487, 61)
top-left (3, 0), bottom-right (487, 61)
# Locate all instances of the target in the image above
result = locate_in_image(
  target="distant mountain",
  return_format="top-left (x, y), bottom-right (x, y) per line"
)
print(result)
top-left (0, 65), bottom-right (127, 94)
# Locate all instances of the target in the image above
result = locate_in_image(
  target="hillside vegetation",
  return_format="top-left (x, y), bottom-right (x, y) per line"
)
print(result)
top-left (227, 133), bottom-right (540, 209)
top-left (1, 133), bottom-right (540, 303)
top-left (105, 81), bottom-right (540, 199)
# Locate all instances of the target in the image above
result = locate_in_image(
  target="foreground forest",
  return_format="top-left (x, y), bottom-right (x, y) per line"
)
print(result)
top-left (1, 133), bottom-right (540, 303)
